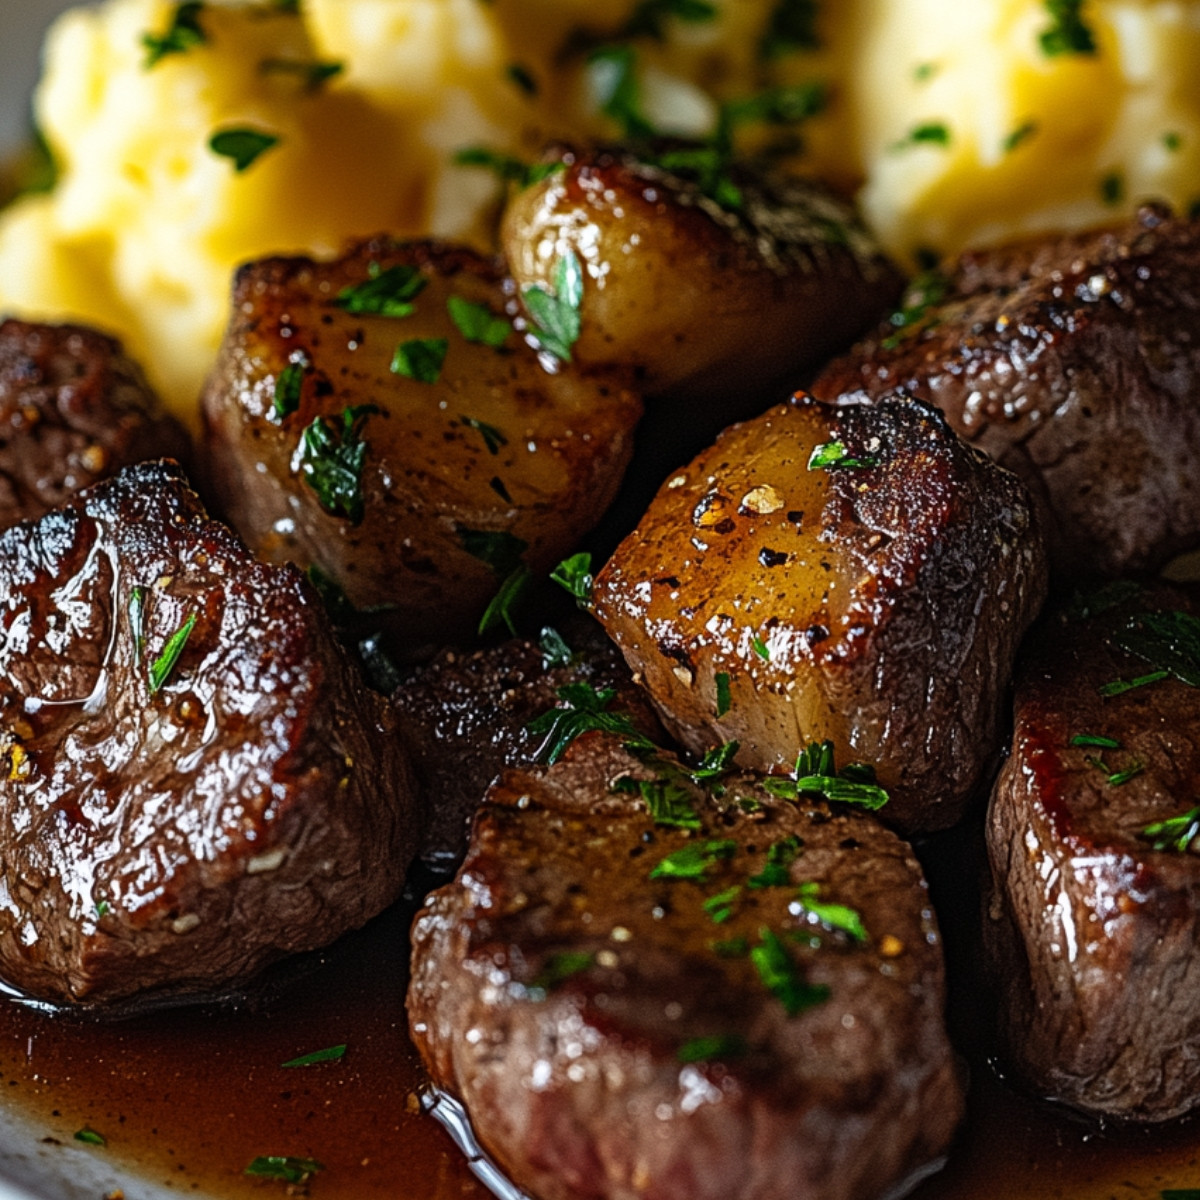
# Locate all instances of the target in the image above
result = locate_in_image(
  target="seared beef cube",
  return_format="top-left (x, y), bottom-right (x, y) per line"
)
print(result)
top-left (409, 732), bottom-right (963, 1200)
top-left (813, 205), bottom-right (1200, 578)
top-left (985, 582), bottom-right (1200, 1121)
top-left (0, 461), bottom-right (421, 1009)
top-left (0, 318), bottom-right (190, 528)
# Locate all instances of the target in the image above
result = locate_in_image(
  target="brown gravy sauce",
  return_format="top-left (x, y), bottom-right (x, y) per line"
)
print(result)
top-left (0, 865), bottom-right (1198, 1200)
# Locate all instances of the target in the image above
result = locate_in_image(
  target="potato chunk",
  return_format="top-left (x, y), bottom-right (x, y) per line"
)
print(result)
top-left (502, 147), bottom-right (902, 406)
top-left (592, 393), bottom-right (1047, 832)
top-left (202, 238), bottom-right (641, 654)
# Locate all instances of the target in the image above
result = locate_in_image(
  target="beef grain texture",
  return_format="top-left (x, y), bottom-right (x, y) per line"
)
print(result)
top-left (813, 205), bottom-right (1200, 578)
top-left (410, 732), bottom-right (963, 1200)
top-left (0, 318), bottom-right (190, 530)
top-left (985, 581), bottom-right (1200, 1120)
top-left (393, 618), bottom-right (665, 866)
top-left (0, 461), bottom-right (421, 1009)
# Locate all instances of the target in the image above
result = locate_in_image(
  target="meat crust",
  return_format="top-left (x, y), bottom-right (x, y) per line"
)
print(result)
top-left (0, 461), bottom-right (421, 1008)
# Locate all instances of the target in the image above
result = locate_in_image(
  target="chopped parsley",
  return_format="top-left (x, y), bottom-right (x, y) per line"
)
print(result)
top-left (621, 775), bottom-right (703, 830)
top-left (529, 951), bottom-right (594, 993)
top-left (1164, 131), bottom-right (1183, 153)
top-left (751, 927), bottom-right (829, 1016)
top-left (149, 612), bottom-right (197, 694)
top-left (300, 405), bottom-right (380, 524)
top-left (142, 2), bottom-right (207, 68)
top-left (1003, 121), bottom-right (1038, 153)
top-left (1039, 0), bottom-right (1097, 57)
top-left (453, 146), bottom-right (566, 190)
top-left (650, 839), bottom-right (738, 881)
top-left (763, 740), bottom-right (889, 811)
top-left (209, 127), bottom-right (280, 173)
top-left (539, 626), bottom-right (575, 669)
top-left (760, 0), bottom-right (821, 58)
top-left (715, 671), bottom-right (732, 717)
top-left (94, 898), bottom-right (110, 919)
top-left (478, 564), bottom-right (533, 638)
top-left (460, 415), bottom-right (508, 456)
top-left (74, 1128), bottom-right (106, 1147)
top-left (272, 357), bottom-right (307, 420)
top-left (1113, 609), bottom-right (1200, 688)
top-left (506, 63), bottom-right (538, 95)
top-left (457, 528), bottom-right (528, 576)
top-left (677, 1034), bottom-right (747, 1063)
top-left (281, 1044), bottom-right (347, 1068)
top-left (622, 0), bottom-right (717, 39)
top-left (586, 44), bottom-right (656, 139)
top-left (1099, 170), bottom-right (1124, 206)
top-left (711, 935), bottom-right (750, 957)
top-left (528, 682), bottom-right (652, 765)
top-left (913, 61), bottom-right (939, 82)
top-left (751, 633), bottom-right (771, 661)
top-left (550, 552), bottom-right (594, 604)
top-left (1140, 806), bottom-right (1200, 853)
top-left (259, 57), bottom-right (343, 91)
top-left (807, 441), bottom-right (880, 471)
top-left (335, 262), bottom-right (427, 317)
top-left (447, 296), bottom-right (510, 348)
top-left (305, 564), bottom-right (357, 625)
top-left (522, 250), bottom-right (584, 363)
top-left (1100, 670), bottom-right (1170, 697)
top-left (793, 882), bottom-right (868, 942)
top-left (391, 337), bottom-right (448, 384)
top-left (703, 885), bottom-right (742, 924)
top-left (689, 741), bottom-right (740, 785)
top-left (1070, 733), bottom-right (1121, 749)
top-left (748, 836), bottom-right (802, 889)
top-left (891, 122), bottom-right (951, 152)
top-left (244, 1157), bottom-right (324, 1184)
top-left (128, 586), bottom-right (147, 667)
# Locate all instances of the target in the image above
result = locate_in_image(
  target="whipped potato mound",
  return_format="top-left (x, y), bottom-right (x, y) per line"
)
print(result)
top-left (0, 0), bottom-right (1198, 420)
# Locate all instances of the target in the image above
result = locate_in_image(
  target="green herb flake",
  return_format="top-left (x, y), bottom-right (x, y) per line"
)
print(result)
top-left (703, 884), bottom-right (742, 924)
top-left (300, 404), bottom-right (380, 524)
top-left (710, 935), bottom-right (749, 957)
top-left (259, 57), bottom-right (343, 91)
top-left (305, 564), bottom-right (356, 625)
top-left (794, 882), bottom-right (868, 942)
top-left (1163, 131), bottom-right (1183, 153)
top-left (74, 1128), bottom-right (106, 1147)
top-left (506, 62), bottom-right (538, 94)
top-left (457, 528), bottom-right (528, 577)
top-left (1039, 0), bottom-right (1097, 57)
top-left (751, 633), bottom-right (771, 661)
top-left (586, 44), bottom-right (655, 139)
top-left (335, 262), bottom-right (427, 317)
top-left (128, 586), bottom-right (147, 667)
top-left (448, 296), bottom-right (510, 348)
top-left (913, 61), bottom-right (938, 82)
top-left (650, 839), bottom-right (737, 881)
top-left (807, 441), bottom-right (881, 471)
top-left (453, 146), bottom-right (566, 190)
top-left (391, 337), bottom-right (448, 384)
top-left (748, 835), bottom-right (802, 889)
top-left (281, 1043), bottom-right (347, 1068)
top-left (1003, 120), bottom-right (1038, 153)
top-left (1113, 609), bottom-right (1200, 688)
top-left (272, 357), bottom-right (307, 420)
top-left (1100, 669), bottom-right (1170, 697)
top-left (690, 741), bottom-right (740, 786)
top-left (751, 928), bottom-right (829, 1016)
top-left (142, 1), bottom-right (207, 68)
top-left (478, 564), bottom-right (533, 638)
top-left (623, 0), bottom-right (718, 40)
top-left (715, 671), bottom-right (732, 717)
top-left (760, 0), bottom-right (820, 58)
top-left (1070, 733), bottom-right (1121, 749)
top-left (677, 1034), bottom-right (746, 1064)
top-left (551, 552), bottom-right (593, 604)
top-left (1099, 170), bottom-right (1124, 206)
top-left (523, 249), bottom-right (584, 363)
top-left (881, 270), bottom-right (948, 349)
top-left (528, 683), bottom-right (653, 765)
top-left (244, 1157), bottom-right (324, 1184)
top-left (766, 741), bottom-right (890, 811)
top-left (94, 899), bottom-right (110, 919)
top-left (1141, 806), bottom-right (1200, 853)
top-left (637, 777), bottom-right (703, 830)
top-left (891, 122), bottom-right (951, 152)
top-left (539, 626), bottom-right (575, 669)
top-left (209, 127), bottom-right (280, 173)
top-left (149, 612), bottom-right (197, 694)
top-left (530, 951), bottom-right (594, 993)
top-left (1106, 760), bottom-right (1144, 786)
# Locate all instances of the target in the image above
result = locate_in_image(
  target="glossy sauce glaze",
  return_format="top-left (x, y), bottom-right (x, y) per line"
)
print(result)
top-left (0, 843), bottom-right (1198, 1200)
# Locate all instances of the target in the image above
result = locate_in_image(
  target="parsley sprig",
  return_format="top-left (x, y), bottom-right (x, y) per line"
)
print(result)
top-left (142, 1), bottom-right (207, 68)
top-left (763, 740), bottom-right (889, 811)
top-left (335, 262), bottom-right (427, 317)
top-left (1039, 0), bottom-right (1097, 56)
top-left (528, 682), bottom-right (654, 765)
top-left (299, 404), bottom-right (380, 524)
top-left (522, 250), bottom-right (584, 363)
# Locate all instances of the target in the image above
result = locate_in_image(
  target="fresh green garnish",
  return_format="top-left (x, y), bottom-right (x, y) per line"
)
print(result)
top-left (271, 0), bottom-right (301, 11)
top-left (748, 836), bottom-right (802, 889)
top-left (1003, 121), bottom-right (1038, 153)
top-left (710, 935), bottom-right (750, 957)
top-left (1039, 0), bottom-right (1097, 56)
top-left (650, 839), bottom-right (737, 881)
top-left (457, 528), bottom-right (528, 576)
top-left (760, 0), bottom-right (820, 58)
top-left (539, 626), bottom-right (575, 669)
top-left (1100, 670), bottom-right (1171, 697)
top-left (763, 741), bottom-right (889, 811)
top-left (506, 63), bottom-right (538, 95)
top-left (913, 61), bottom-right (938, 82)
top-left (453, 147), bottom-right (566, 190)
top-left (142, 2), bottom-right (206, 68)
top-left (751, 928), bottom-right (829, 1016)
top-left (94, 899), bottom-right (110, 919)
top-left (128, 586), bottom-right (147, 667)
top-left (459, 415), bottom-right (507, 455)
top-left (1113, 609), bottom-right (1200, 688)
top-left (391, 337), bottom-right (448, 384)
top-left (881, 269), bottom-right (948, 349)
top-left (622, 0), bottom-right (717, 40)
top-left (447, 296), bottom-right (510, 348)
top-left (790, 773), bottom-right (889, 810)
top-left (586, 45), bottom-right (655, 138)
top-left (281, 1044), bottom-right (347, 1068)
top-left (702, 885), bottom-right (742, 924)
top-left (1141, 806), bottom-right (1200, 853)
top-left (715, 671), bottom-right (732, 717)
top-left (149, 612), bottom-right (196, 694)
top-left (74, 1128), bottom-right (106, 1147)
top-left (272, 357), bottom-right (307, 420)
top-left (209, 127), bottom-right (280, 173)
top-left (305, 564), bottom-right (356, 625)
top-left (1105, 760), bottom-right (1144, 786)
top-left (719, 82), bottom-right (827, 134)
top-left (300, 405), bottom-right (380, 524)
top-left (890, 122), bottom-right (951, 152)
top-left (1163, 132), bottom-right (1183, 153)
top-left (478, 564), bottom-right (533, 638)
top-left (528, 683), bottom-right (652, 765)
top-left (689, 741), bottom-right (740, 785)
top-left (793, 881), bottom-right (868, 942)
top-left (1070, 733), bottom-right (1121, 749)
top-left (244, 1157), bottom-right (323, 1184)
top-left (807, 441), bottom-right (880, 471)
top-left (677, 1034), bottom-right (747, 1063)
top-left (529, 951), bottom-right (594, 993)
top-left (259, 57), bottom-right (343, 91)
top-left (550, 552), bottom-right (593, 604)
top-left (335, 262), bottom-right (427, 317)
top-left (522, 250), bottom-right (584, 363)
top-left (628, 776), bottom-right (703, 830)
top-left (751, 634), bottom-right (771, 661)
top-left (1100, 170), bottom-right (1124, 206)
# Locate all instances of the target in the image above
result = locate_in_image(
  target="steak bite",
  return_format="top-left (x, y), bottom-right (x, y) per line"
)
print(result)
top-left (0, 318), bottom-right (191, 529)
top-left (392, 618), bottom-right (664, 867)
top-left (202, 237), bottom-right (642, 657)
top-left (0, 461), bottom-right (421, 1009)
top-left (592, 392), bottom-right (1047, 834)
top-left (812, 205), bottom-right (1200, 578)
top-left (984, 581), bottom-right (1200, 1122)
top-left (409, 732), bottom-right (963, 1200)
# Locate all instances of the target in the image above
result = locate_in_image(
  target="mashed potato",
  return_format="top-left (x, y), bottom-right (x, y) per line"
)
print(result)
top-left (1, 0), bottom-right (1199, 420)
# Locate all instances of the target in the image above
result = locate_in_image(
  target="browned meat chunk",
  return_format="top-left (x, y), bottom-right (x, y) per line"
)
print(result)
top-left (409, 732), bottom-right (963, 1200)
top-left (592, 392), bottom-right (1047, 833)
top-left (812, 205), bottom-right (1200, 578)
top-left (0, 461), bottom-right (421, 1009)
top-left (202, 237), bottom-right (642, 657)
top-left (984, 581), bottom-right (1200, 1121)
top-left (0, 318), bottom-right (191, 528)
